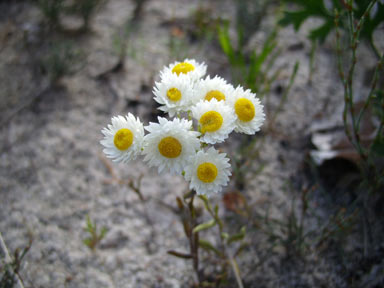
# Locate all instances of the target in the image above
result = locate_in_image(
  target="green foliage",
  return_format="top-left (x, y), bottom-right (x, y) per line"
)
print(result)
top-left (279, 0), bottom-right (384, 50)
top-left (66, 0), bottom-right (104, 29)
top-left (41, 41), bottom-right (83, 83)
top-left (235, 0), bottom-right (270, 48)
top-left (334, 1), bottom-right (384, 188)
top-left (83, 215), bottom-right (108, 251)
top-left (190, 5), bottom-right (219, 41)
top-left (36, 0), bottom-right (105, 32)
top-left (169, 194), bottom-right (248, 286)
top-left (218, 20), bottom-right (281, 97)
top-left (193, 219), bottom-right (216, 233)
top-left (37, 0), bottom-right (64, 28)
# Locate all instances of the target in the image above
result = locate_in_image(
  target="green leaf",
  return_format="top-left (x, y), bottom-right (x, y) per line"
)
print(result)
top-left (246, 34), bottom-right (276, 87)
top-left (218, 21), bottom-right (235, 63)
top-left (221, 232), bottom-right (229, 240)
top-left (279, 10), bottom-right (310, 31)
top-left (86, 215), bottom-right (93, 232)
top-left (279, 0), bottom-right (384, 48)
top-left (83, 238), bottom-right (92, 247)
top-left (167, 250), bottom-right (193, 259)
top-left (193, 219), bottom-right (216, 233)
top-left (227, 226), bottom-right (246, 245)
top-left (100, 227), bottom-right (108, 239)
top-left (198, 239), bottom-right (223, 257)
top-left (309, 20), bottom-right (334, 43)
top-left (234, 242), bottom-right (249, 257)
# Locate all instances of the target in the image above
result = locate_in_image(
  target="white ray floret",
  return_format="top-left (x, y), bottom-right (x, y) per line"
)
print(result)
top-left (227, 86), bottom-right (265, 135)
top-left (100, 113), bottom-right (144, 163)
top-left (191, 99), bottom-right (236, 144)
top-left (184, 147), bottom-right (231, 196)
top-left (193, 75), bottom-right (234, 104)
top-left (153, 72), bottom-right (195, 117)
top-left (142, 117), bottom-right (200, 174)
top-left (160, 58), bottom-right (207, 82)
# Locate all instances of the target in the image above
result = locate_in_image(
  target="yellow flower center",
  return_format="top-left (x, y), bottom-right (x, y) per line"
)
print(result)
top-left (114, 128), bottom-right (134, 151)
top-left (166, 87), bottom-right (182, 101)
top-left (205, 90), bottom-right (225, 102)
top-left (158, 136), bottom-right (182, 158)
top-left (197, 162), bottom-right (218, 183)
top-left (199, 111), bottom-right (223, 133)
top-left (172, 62), bottom-right (195, 75)
top-left (234, 98), bottom-right (255, 122)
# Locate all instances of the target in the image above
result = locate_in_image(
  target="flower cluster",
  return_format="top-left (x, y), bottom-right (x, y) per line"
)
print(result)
top-left (101, 59), bottom-right (265, 196)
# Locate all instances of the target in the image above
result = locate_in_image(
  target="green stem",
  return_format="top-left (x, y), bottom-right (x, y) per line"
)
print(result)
top-left (356, 53), bottom-right (384, 131)
top-left (199, 196), bottom-right (244, 288)
top-left (0, 232), bottom-right (25, 288)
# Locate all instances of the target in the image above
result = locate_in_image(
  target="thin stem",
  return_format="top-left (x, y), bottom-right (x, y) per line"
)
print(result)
top-left (199, 196), bottom-right (244, 288)
top-left (187, 194), bottom-right (202, 284)
top-left (335, 9), bottom-right (355, 148)
top-left (0, 231), bottom-right (25, 288)
top-left (336, 0), bottom-right (378, 161)
top-left (356, 53), bottom-right (384, 131)
top-left (229, 257), bottom-right (244, 288)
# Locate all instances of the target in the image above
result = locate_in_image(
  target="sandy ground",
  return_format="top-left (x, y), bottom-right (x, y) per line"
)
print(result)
top-left (1, 0), bottom-right (382, 287)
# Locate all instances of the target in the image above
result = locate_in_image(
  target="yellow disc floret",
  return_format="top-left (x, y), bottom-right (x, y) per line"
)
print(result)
top-left (234, 98), bottom-right (255, 122)
top-left (114, 128), bottom-right (134, 151)
top-left (205, 90), bottom-right (226, 102)
top-left (199, 111), bottom-right (223, 133)
top-left (172, 62), bottom-right (195, 75)
top-left (197, 162), bottom-right (218, 183)
top-left (158, 136), bottom-right (182, 158)
top-left (166, 87), bottom-right (182, 101)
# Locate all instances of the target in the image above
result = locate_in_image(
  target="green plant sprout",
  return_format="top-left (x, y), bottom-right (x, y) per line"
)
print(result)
top-left (41, 41), bottom-right (83, 84)
top-left (37, 0), bottom-right (64, 29)
top-left (36, 0), bottom-right (106, 33)
top-left (0, 232), bottom-right (32, 288)
top-left (218, 21), bottom-right (281, 97)
top-left (83, 215), bottom-right (108, 251)
top-left (67, 0), bottom-right (104, 31)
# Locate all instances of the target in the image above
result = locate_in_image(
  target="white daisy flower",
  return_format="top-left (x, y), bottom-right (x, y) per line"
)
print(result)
top-left (153, 72), bottom-right (195, 117)
top-left (227, 86), bottom-right (265, 135)
top-left (191, 99), bottom-right (236, 144)
top-left (193, 75), bottom-right (234, 104)
top-left (142, 117), bottom-right (200, 174)
top-left (184, 147), bottom-right (231, 196)
top-left (160, 58), bottom-right (206, 82)
top-left (100, 113), bottom-right (144, 163)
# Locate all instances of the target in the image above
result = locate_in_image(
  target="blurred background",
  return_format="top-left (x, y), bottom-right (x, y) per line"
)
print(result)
top-left (0, 0), bottom-right (383, 287)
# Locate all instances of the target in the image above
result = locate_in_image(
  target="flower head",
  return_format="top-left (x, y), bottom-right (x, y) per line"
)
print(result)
top-left (100, 113), bottom-right (144, 163)
top-left (191, 99), bottom-right (236, 144)
top-left (153, 72), bottom-right (195, 117)
top-left (184, 147), bottom-right (231, 196)
top-left (160, 59), bottom-right (206, 82)
top-left (142, 117), bottom-right (200, 174)
top-left (194, 75), bottom-right (234, 104)
top-left (228, 86), bottom-right (265, 134)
